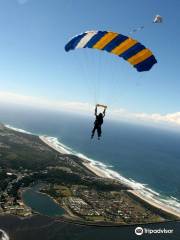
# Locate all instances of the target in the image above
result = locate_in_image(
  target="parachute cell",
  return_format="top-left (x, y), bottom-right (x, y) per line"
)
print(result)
top-left (65, 31), bottom-right (157, 72)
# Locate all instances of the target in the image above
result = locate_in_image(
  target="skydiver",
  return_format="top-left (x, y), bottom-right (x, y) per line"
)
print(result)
top-left (91, 104), bottom-right (107, 140)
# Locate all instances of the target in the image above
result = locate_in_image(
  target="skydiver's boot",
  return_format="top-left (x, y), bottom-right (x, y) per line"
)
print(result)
top-left (91, 132), bottom-right (94, 139)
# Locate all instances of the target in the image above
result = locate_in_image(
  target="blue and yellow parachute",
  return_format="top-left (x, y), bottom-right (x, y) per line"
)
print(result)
top-left (65, 30), bottom-right (157, 72)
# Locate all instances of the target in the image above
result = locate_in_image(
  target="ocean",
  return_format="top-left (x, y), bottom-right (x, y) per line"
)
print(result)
top-left (0, 104), bottom-right (180, 213)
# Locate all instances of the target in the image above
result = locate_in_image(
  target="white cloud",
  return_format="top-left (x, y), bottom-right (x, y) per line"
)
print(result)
top-left (0, 91), bottom-right (180, 127)
top-left (111, 108), bottom-right (126, 115)
top-left (134, 112), bottom-right (180, 126)
top-left (0, 91), bottom-right (93, 114)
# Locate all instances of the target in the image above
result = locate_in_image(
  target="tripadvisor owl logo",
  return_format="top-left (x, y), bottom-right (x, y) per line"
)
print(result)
top-left (135, 227), bottom-right (143, 235)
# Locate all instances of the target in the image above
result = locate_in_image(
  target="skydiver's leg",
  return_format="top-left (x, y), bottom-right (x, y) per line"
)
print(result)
top-left (91, 126), bottom-right (96, 139)
top-left (97, 126), bottom-right (102, 140)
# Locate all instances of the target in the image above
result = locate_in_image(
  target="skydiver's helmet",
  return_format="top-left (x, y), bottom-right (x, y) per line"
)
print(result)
top-left (99, 113), bottom-right (103, 118)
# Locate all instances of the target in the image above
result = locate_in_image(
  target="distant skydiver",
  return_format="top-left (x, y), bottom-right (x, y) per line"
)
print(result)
top-left (91, 104), bottom-right (107, 140)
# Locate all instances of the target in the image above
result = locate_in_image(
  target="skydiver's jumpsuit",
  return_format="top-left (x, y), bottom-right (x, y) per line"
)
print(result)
top-left (91, 107), bottom-right (105, 139)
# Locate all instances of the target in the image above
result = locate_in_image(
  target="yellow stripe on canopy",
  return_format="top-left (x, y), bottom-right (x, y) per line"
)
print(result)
top-left (128, 49), bottom-right (153, 65)
top-left (93, 32), bottom-right (119, 50)
top-left (111, 38), bottom-right (137, 56)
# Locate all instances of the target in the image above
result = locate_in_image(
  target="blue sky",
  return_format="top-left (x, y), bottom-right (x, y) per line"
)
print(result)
top-left (0, 0), bottom-right (180, 125)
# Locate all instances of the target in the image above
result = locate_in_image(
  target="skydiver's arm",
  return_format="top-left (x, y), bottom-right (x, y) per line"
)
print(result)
top-left (95, 106), bottom-right (97, 116)
top-left (103, 108), bottom-right (106, 117)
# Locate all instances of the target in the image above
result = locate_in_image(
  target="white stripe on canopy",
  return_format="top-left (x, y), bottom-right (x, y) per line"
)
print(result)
top-left (76, 31), bottom-right (97, 48)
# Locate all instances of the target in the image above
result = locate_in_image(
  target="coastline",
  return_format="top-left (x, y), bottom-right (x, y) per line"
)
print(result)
top-left (39, 135), bottom-right (180, 219)
top-left (3, 124), bottom-right (180, 220)
top-left (40, 135), bottom-right (111, 178)
top-left (39, 136), bottom-right (70, 155)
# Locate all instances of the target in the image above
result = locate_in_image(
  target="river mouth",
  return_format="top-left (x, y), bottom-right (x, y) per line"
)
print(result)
top-left (22, 185), bottom-right (65, 217)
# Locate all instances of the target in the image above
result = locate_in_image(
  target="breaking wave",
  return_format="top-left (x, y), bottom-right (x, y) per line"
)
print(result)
top-left (5, 124), bottom-right (31, 134)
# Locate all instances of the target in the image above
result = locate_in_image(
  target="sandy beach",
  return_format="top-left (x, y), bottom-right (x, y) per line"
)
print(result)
top-left (39, 136), bottom-right (70, 154)
top-left (39, 135), bottom-right (180, 219)
top-left (128, 189), bottom-right (180, 219)
top-left (40, 135), bottom-right (111, 178)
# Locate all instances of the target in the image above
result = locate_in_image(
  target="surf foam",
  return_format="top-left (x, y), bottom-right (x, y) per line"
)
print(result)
top-left (5, 124), bottom-right (32, 134)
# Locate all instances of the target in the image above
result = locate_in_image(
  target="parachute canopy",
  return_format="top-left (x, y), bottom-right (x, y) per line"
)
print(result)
top-left (65, 31), bottom-right (157, 72)
top-left (153, 15), bottom-right (163, 23)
